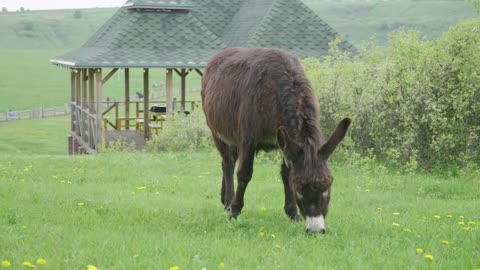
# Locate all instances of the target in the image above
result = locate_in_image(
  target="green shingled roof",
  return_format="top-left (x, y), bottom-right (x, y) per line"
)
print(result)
top-left (51, 0), bottom-right (354, 68)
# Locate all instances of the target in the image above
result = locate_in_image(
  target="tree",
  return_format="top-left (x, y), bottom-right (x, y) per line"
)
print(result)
top-left (1, 7), bottom-right (7, 12)
top-left (73, 9), bottom-right (83, 19)
top-left (19, 7), bottom-right (25, 12)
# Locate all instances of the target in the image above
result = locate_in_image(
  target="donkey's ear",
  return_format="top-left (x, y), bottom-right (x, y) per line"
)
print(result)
top-left (319, 118), bottom-right (351, 159)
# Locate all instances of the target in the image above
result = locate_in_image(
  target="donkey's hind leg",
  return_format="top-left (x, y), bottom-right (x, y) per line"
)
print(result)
top-left (213, 136), bottom-right (237, 208)
top-left (230, 141), bottom-right (255, 219)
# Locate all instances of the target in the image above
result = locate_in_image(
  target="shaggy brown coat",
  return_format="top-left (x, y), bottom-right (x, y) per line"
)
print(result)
top-left (201, 47), bottom-right (350, 232)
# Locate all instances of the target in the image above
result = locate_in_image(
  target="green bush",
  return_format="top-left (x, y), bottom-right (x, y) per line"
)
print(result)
top-left (145, 111), bottom-right (213, 152)
top-left (304, 18), bottom-right (480, 173)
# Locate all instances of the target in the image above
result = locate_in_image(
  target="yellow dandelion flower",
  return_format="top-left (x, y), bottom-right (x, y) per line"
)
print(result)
top-left (376, 207), bottom-right (383, 211)
top-left (86, 265), bottom-right (98, 270)
top-left (459, 215), bottom-right (464, 219)
top-left (442, 240), bottom-right (449, 245)
top-left (270, 234), bottom-right (276, 238)
top-left (1, 261), bottom-right (11, 268)
top-left (155, 191), bottom-right (160, 195)
top-left (22, 261), bottom-right (36, 268)
top-left (21, 225), bottom-right (28, 230)
top-left (36, 258), bottom-right (46, 265)
top-left (275, 244), bottom-right (282, 249)
top-left (434, 215), bottom-right (441, 219)
top-left (416, 248), bottom-right (424, 254)
top-left (258, 231), bottom-right (265, 237)
top-left (169, 266), bottom-right (180, 270)
top-left (446, 214), bottom-right (453, 218)
top-left (463, 227), bottom-right (471, 231)
top-left (402, 228), bottom-right (412, 233)
top-left (393, 212), bottom-right (400, 216)
top-left (136, 186), bottom-right (146, 190)
top-left (468, 221), bottom-right (476, 226)
top-left (392, 222), bottom-right (400, 227)
top-left (24, 167), bottom-right (29, 172)
top-left (261, 207), bottom-right (267, 212)
top-left (458, 221), bottom-right (465, 225)
top-left (424, 254), bottom-right (434, 261)
top-left (77, 202), bottom-right (85, 207)
top-left (219, 262), bottom-right (225, 269)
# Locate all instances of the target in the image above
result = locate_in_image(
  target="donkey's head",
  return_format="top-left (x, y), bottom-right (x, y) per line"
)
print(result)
top-left (277, 118), bottom-right (351, 233)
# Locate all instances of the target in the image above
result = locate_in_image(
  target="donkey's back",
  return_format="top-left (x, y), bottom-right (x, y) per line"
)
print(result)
top-left (201, 47), bottom-right (310, 148)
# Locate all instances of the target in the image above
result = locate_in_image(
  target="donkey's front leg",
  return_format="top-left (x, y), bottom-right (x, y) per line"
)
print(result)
top-left (281, 161), bottom-right (300, 221)
top-left (230, 142), bottom-right (255, 219)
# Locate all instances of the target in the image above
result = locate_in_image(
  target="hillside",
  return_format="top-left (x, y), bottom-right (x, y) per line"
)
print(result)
top-left (0, 1), bottom-right (477, 50)
top-left (305, 0), bottom-right (478, 45)
top-left (0, 8), bottom-right (116, 50)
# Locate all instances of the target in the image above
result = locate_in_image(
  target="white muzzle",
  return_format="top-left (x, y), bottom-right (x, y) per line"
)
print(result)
top-left (305, 215), bottom-right (326, 233)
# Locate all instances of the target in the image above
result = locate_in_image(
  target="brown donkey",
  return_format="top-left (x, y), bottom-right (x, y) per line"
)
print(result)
top-left (201, 48), bottom-right (351, 233)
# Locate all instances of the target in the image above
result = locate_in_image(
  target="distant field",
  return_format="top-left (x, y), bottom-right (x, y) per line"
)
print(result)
top-left (305, 0), bottom-right (477, 45)
top-left (0, 50), bottom-right (69, 111)
top-left (0, 49), bottom-right (202, 112)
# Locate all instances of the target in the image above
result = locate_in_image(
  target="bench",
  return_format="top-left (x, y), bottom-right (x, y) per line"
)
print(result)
top-left (115, 117), bottom-right (139, 130)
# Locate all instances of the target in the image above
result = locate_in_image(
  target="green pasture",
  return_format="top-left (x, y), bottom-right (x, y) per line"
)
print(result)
top-left (0, 116), bottom-right (69, 155)
top-left (0, 148), bottom-right (479, 269)
top-left (0, 118), bottom-right (479, 269)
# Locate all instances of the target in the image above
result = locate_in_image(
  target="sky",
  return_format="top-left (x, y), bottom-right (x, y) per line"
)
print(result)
top-left (0, 0), bottom-right (126, 11)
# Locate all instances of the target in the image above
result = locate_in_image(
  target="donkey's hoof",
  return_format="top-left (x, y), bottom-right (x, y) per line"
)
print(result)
top-left (290, 214), bottom-right (302, 222)
top-left (230, 211), bottom-right (241, 220)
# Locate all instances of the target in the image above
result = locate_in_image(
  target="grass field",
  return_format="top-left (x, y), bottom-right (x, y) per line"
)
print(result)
top-left (0, 148), bottom-right (479, 269)
top-left (305, 0), bottom-right (477, 45)
top-left (0, 4), bottom-right (478, 268)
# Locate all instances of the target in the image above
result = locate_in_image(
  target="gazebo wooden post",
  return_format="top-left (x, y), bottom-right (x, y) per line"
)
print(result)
top-left (95, 69), bottom-right (103, 152)
top-left (181, 69), bottom-right (186, 111)
top-left (166, 68), bottom-right (173, 115)
top-left (69, 70), bottom-right (77, 154)
top-left (70, 70), bottom-right (76, 134)
top-left (125, 68), bottom-right (130, 129)
top-left (88, 68), bottom-right (95, 149)
top-left (143, 68), bottom-right (150, 140)
top-left (81, 69), bottom-right (88, 144)
top-left (75, 70), bottom-right (81, 138)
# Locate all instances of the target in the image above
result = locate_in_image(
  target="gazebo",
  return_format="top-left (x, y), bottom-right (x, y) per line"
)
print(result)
top-left (51, 0), bottom-right (354, 154)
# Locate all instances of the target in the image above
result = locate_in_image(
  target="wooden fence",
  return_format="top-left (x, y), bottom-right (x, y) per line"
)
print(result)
top-left (0, 104), bottom-right (71, 122)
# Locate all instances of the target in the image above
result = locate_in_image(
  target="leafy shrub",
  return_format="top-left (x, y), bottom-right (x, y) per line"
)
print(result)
top-left (304, 18), bottom-right (480, 173)
top-left (145, 111), bottom-right (213, 152)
